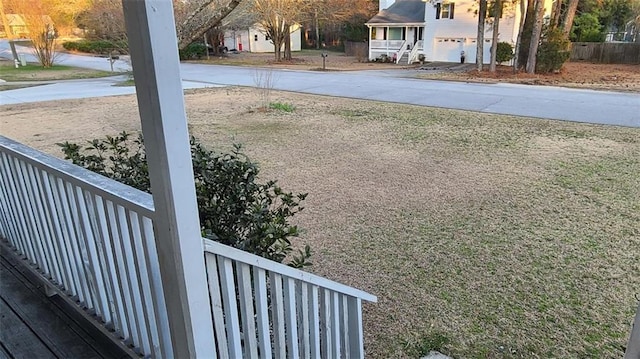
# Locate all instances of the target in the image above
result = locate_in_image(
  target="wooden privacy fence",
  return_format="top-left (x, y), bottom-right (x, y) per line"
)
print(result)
top-left (570, 42), bottom-right (640, 64)
top-left (345, 41), bottom-right (369, 58)
top-left (0, 135), bottom-right (377, 358)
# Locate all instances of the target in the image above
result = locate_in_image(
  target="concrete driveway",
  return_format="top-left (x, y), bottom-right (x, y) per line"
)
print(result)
top-left (1, 40), bottom-right (639, 127)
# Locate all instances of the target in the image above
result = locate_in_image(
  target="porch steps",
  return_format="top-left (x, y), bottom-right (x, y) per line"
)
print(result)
top-left (397, 52), bottom-right (410, 64)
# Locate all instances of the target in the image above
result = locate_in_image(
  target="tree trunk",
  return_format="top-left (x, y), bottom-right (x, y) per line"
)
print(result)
top-left (314, 8), bottom-right (320, 49)
top-left (176, 0), bottom-right (241, 51)
top-left (476, 0), bottom-right (487, 71)
top-left (513, 0), bottom-right (526, 73)
top-left (273, 25), bottom-right (286, 61)
top-left (489, 0), bottom-right (502, 72)
top-left (274, 35), bottom-right (282, 61)
top-left (517, 0), bottom-right (535, 68)
top-left (550, 0), bottom-right (563, 29)
top-left (561, 0), bottom-right (579, 37)
top-left (284, 25), bottom-right (291, 60)
top-left (526, 0), bottom-right (545, 73)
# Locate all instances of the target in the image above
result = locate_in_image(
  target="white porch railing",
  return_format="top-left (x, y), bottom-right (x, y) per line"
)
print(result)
top-left (0, 136), bottom-right (172, 357)
top-left (408, 40), bottom-right (424, 64)
top-left (203, 238), bottom-right (376, 358)
top-left (370, 40), bottom-right (405, 50)
top-left (0, 136), bottom-right (377, 358)
top-left (369, 39), bottom-right (387, 48)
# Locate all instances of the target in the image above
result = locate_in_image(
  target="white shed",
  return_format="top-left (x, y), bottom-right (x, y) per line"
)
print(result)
top-left (224, 24), bottom-right (301, 53)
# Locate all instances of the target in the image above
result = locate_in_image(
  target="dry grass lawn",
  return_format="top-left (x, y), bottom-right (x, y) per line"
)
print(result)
top-left (1, 88), bottom-right (639, 358)
top-left (0, 59), bottom-right (113, 82)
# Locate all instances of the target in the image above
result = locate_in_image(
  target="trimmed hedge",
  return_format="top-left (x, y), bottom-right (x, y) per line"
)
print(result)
top-left (496, 42), bottom-right (514, 63)
top-left (179, 43), bottom-right (207, 60)
top-left (62, 40), bottom-right (129, 55)
top-left (536, 28), bottom-right (570, 73)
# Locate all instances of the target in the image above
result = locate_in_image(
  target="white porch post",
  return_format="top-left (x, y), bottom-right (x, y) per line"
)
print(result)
top-left (406, 26), bottom-right (410, 54)
top-left (386, 26), bottom-right (389, 55)
top-left (368, 26), bottom-right (372, 60)
top-left (121, 0), bottom-right (216, 358)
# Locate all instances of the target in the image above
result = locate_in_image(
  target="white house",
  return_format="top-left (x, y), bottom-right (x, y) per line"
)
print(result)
top-left (366, 0), bottom-right (550, 64)
top-left (224, 24), bottom-right (302, 53)
top-left (1, 14), bottom-right (54, 39)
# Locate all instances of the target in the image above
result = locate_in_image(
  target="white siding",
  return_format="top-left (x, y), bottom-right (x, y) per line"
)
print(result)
top-left (368, 0), bottom-right (554, 64)
top-left (424, 0), bottom-right (518, 63)
top-left (223, 30), bottom-right (250, 52)
top-left (379, 0), bottom-right (396, 11)
top-left (224, 25), bottom-right (302, 53)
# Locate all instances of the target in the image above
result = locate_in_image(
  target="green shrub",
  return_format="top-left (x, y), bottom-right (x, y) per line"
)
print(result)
top-left (496, 42), bottom-right (514, 63)
top-left (571, 13), bottom-right (605, 42)
top-left (62, 40), bottom-right (128, 54)
top-left (536, 28), bottom-right (570, 73)
top-left (57, 132), bottom-right (311, 268)
top-left (179, 43), bottom-right (207, 60)
top-left (269, 102), bottom-right (295, 112)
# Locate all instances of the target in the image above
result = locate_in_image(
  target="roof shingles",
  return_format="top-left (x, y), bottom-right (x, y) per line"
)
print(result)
top-left (367, 0), bottom-right (426, 24)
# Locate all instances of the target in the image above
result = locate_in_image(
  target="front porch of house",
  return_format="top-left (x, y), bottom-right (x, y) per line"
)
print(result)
top-left (367, 25), bottom-right (425, 64)
top-left (0, 134), bottom-right (376, 358)
top-left (0, 242), bottom-right (135, 358)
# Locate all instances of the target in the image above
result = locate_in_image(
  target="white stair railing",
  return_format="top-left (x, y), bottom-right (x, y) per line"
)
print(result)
top-left (408, 40), bottom-right (424, 64)
top-left (395, 40), bottom-right (408, 63)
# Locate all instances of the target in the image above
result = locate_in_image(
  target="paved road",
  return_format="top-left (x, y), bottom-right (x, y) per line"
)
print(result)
top-left (1, 40), bottom-right (639, 127)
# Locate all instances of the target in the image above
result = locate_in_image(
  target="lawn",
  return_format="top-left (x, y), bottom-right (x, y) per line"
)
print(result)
top-left (1, 87), bottom-right (638, 358)
top-left (0, 60), bottom-right (113, 81)
top-left (191, 48), bottom-right (392, 71)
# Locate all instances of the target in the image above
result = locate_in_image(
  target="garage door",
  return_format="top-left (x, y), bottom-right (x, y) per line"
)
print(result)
top-left (433, 38), bottom-right (463, 62)
top-left (463, 38), bottom-right (492, 64)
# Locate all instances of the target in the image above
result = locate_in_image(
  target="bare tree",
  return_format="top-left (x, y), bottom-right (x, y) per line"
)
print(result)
top-left (476, 0), bottom-right (488, 71)
top-left (517, 0), bottom-right (535, 69)
top-left (306, 0), bottom-right (376, 49)
top-left (512, 0), bottom-right (526, 72)
top-left (175, 0), bottom-right (242, 50)
top-left (525, 0), bottom-right (545, 73)
top-left (550, 0), bottom-right (562, 28)
top-left (489, 0), bottom-right (503, 72)
top-left (79, 0), bottom-right (241, 51)
top-left (0, 0), bottom-right (19, 62)
top-left (48, 0), bottom-right (91, 35)
top-left (560, 0), bottom-right (580, 37)
top-left (5, 0), bottom-right (58, 67)
top-left (252, 0), bottom-right (307, 61)
top-left (80, 0), bottom-right (127, 43)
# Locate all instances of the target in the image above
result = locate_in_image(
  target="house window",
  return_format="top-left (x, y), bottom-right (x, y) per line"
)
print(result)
top-left (418, 27), bottom-right (424, 41)
top-left (388, 28), bottom-right (403, 40)
top-left (371, 27), bottom-right (386, 40)
top-left (436, 3), bottom-right (455, 19)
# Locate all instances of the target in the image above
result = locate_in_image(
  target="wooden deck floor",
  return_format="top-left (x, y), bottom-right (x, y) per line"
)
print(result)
top-left (0, 243), bottom-right (133, 359)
